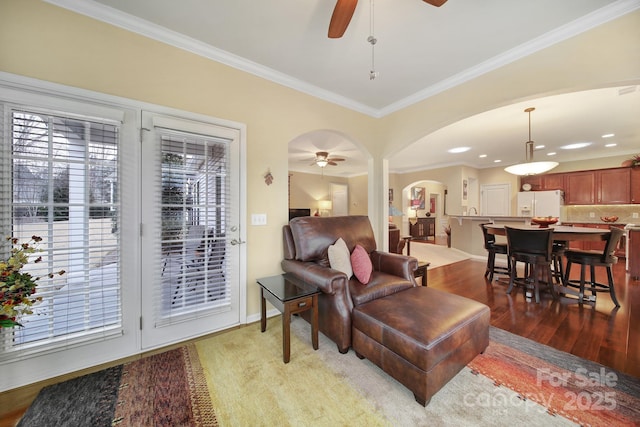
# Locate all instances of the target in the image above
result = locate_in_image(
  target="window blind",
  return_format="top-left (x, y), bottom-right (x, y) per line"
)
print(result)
top-left (153, 128), bottom-right (232, 327)
top-left (0, 108), bottom-right (121, 360)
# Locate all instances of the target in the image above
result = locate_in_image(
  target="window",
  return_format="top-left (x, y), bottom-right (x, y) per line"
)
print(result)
top-left (1, 108), bottom-right (121, 359)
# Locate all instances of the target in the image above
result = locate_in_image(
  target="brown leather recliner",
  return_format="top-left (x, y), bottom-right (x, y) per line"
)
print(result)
top-left (282, 215), bottom-right (418, 353)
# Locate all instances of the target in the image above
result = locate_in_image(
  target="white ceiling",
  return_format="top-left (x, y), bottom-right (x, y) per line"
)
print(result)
top-left (51, 0), bottom-right (640, 176)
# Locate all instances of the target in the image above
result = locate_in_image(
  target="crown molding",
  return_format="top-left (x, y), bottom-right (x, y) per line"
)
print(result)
top-left (43, 0), bottom-right (379, 117)
top-left (45, 0), bottom-right (640, 119)
top-left (381, 0), bottom-right (640, 116)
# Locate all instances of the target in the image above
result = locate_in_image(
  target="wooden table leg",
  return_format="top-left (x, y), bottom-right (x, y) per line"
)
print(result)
top-left (260, 288), bottom-right (267, 333)
top-left (405, 238), bottom-right (412, 256)
top-left (311, 294), bottom-right (319, 350)
top-left (282, 303), bottom-right (291, 363)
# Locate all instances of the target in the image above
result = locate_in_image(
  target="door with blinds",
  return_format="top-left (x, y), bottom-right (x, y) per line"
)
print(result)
top-left (140, 112), bottom-right (243, 349)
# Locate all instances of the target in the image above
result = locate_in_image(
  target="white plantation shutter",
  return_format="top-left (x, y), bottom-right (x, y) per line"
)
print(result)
top-left (0, 107), bottom-right (121, 360)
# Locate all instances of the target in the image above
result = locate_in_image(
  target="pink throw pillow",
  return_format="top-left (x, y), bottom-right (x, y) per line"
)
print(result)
top-left (350, 244), bottom-right (373, 285)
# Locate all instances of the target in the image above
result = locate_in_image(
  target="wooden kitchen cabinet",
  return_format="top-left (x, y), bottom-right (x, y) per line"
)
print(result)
top-left (597, 168), bottom-right (630, 204)
top-left (563, 168), bottom-right (630, 205)
top-left (564, 171), bottom-right (595, 204)
top-left (521, 175), bottom-right (542, 191)
top-left (629, 229), bottom-right (640, 278)
top-left (542, 174), bottom-right (564, 190)
top-left (631, 167), bottom-right (640, 204)
top-left (410, 217), bottom-right (435, 240)
top-left (521, 173), bottom-right (564, 191)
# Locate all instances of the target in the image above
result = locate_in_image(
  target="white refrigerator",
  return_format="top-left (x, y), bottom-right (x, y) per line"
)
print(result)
top-left (517, 190), bottom-right (564, 218)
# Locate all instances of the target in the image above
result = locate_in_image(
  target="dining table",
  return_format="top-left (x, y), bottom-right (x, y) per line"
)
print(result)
top-left (484, 224), bottom-right (610, 242)
top-left (484, 224), bottom-right (611, 302)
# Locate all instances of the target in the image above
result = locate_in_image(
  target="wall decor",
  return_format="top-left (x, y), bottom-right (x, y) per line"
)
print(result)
top-left (411, 186), bottom-right (425, 209)
top-left (429, 194), bottom-right (436, 214)
top-left (264, 169), bottom-right (274, 185)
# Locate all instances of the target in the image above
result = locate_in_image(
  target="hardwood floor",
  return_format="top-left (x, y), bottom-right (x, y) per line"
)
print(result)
top-left (427, 255), bottom-right (640, 379)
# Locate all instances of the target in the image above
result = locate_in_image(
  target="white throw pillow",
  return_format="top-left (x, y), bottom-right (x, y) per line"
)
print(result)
top-left (328, 237), bottom-right (353, 278)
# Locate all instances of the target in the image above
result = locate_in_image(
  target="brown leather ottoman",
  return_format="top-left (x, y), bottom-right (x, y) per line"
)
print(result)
top-left (351, 286), bottom-right (490, 406)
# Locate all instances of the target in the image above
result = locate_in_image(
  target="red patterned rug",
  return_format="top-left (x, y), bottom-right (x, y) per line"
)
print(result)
top-left (469, 328), bottom-right (640, 426)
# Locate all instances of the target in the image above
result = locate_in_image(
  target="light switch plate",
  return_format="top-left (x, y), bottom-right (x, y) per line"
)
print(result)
top-left (251, 213), bottom-right (267, 225)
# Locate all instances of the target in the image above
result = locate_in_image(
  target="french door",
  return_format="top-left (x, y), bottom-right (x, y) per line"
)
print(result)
top-left (140, 111), bottom-right (243, 349)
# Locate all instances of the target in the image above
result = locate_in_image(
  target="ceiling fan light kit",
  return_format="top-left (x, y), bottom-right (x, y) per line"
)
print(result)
top-left (312, 151), bottom-right (345, 168)
top-left (504, 107), bottom-right (559, 176)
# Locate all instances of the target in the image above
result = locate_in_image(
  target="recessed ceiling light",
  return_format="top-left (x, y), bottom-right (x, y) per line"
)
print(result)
top-left (547, 152), bottom-right (557, 156)
top-left (448, 147), bottom-right (471, 153)
top-left (479, 154), bottom-right (487, 158)
top-left (605, 143), bottom-right (617, 147)
top-left (560, 142), bottom-right (592, 150)
top-left (534, 144), bottom-right (545, 149)
top-left (493, 159), bottom-right (501, 163)
top-left (602, 133), bottom-right (615, 138)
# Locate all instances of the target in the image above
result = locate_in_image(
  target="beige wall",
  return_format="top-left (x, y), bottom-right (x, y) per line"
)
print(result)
top-left (347, 174), bottom-right (369, 216)
top-left (288, 172), bottom-right (348, 214)
top-left (288, 172), bottom-right (368, 217)
top-left (1, 0), bottom-right (638, 322)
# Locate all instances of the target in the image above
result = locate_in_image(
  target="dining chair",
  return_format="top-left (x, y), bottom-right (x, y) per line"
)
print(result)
top-left (479, 223), bottom-right (510, 281)
top-left (563, 226), bottom-right (624, 307)
top-left (550, 240), bottom-right (568, 284)
top-left (505, 226), bottom-right (557, 303)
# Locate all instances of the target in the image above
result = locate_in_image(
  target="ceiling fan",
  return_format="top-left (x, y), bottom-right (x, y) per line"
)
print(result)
top-left (310, 151), bottom-right (346, 168)
top-left (328, 0), bottom-right (448, 38)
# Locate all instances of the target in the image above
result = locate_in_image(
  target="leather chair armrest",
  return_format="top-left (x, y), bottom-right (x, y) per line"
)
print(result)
top-left (281, 259), bottom-right (349, 296)
top-left (370, 251), bottom-right (418, 285)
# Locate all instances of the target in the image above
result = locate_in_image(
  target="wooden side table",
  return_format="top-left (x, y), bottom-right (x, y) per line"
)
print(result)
top-left (257, 273), bottom-right (320, 363)
top-left (414, 261), bottom-right (430, 286)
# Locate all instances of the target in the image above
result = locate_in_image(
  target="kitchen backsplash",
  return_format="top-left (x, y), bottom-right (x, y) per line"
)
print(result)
top-left (562, 205), bottom-right (640, 225)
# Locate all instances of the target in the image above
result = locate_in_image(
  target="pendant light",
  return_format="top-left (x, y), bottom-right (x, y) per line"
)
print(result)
top-left (504, 107), bottom-right (558, 176)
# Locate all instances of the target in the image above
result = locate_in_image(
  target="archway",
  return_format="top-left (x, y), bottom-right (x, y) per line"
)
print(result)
top-left (398, 179), bottom-right (448, 246)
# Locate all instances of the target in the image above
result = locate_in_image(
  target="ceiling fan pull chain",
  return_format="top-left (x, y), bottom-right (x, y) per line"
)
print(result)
top-left (368, 0), bottom-right (378, 80)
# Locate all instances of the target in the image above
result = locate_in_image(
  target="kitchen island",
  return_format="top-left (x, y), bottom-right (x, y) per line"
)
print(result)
top-left (449, 216), bottom-right (531, 257)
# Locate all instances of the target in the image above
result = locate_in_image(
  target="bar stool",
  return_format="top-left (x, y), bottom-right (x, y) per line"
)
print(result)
top-left (505, 227), bottom-right (557, 303)
top-left (479, 223), bottom-right (509, 281)
top-left (563, 227), bottom-right (624, 307)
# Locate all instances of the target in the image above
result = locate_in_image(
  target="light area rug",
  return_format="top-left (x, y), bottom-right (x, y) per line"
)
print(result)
top-left (197, 318), bottom-right (576, 427)
top-left (403, 242), bottom-right (470, 269)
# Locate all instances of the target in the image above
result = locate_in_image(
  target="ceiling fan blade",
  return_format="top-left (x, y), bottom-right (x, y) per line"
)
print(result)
top-left (328, 161), bottom-right (338, 166)
top-left (328, 0), bottom-right (358, 39)
top-left (423, 0), bottom-right (448, 6)
top-left (328, 157), bottom-right (345, 162)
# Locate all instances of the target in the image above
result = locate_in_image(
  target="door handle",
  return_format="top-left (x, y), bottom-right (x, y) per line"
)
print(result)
top-left (230, 238), bottom-right (246, 246)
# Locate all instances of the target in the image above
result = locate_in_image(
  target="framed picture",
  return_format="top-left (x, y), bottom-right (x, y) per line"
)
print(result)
top-left (463, 179), bottom-right (468, 201)
top-left (411, 186), bottom-right (425, 209)
top-left (388, 188), bottom-right (394, 203)
top-left (429, 194), bottom-right (436, 214)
